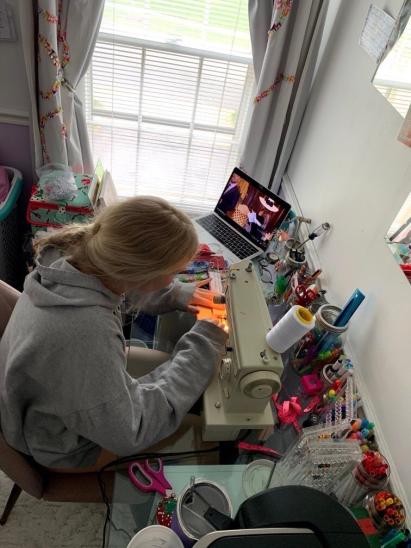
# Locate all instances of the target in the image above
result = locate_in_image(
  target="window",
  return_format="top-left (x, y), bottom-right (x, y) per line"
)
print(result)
top-left (373, 16), bottom-right (411, 118)
top-left (85, 0), bottom-right (253, 213)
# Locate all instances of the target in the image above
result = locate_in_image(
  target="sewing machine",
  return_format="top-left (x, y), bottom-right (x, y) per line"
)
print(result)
top-left (201, 261), bottom-right (284, 441)
top-left (154, 260), bottom-right (283, 442)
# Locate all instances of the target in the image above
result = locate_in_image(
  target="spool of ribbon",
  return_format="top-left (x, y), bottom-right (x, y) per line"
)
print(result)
top-left (273, 395), bottom-right (303, 432)
top-left (266, 305), bottom-right (315, 354)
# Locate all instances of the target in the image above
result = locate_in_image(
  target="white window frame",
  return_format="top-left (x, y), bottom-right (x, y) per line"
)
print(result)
top-left (84, 28), bottom-right (254, 210)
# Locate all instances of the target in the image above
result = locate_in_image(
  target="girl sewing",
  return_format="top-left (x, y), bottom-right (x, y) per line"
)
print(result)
top-left (0, 197), bottom-right (227, 470)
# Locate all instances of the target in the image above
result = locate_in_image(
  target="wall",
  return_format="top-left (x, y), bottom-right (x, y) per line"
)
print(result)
top-left (0, 0), bottom-right (34, 189)
top-left (287, 0), bottom-right (411, 512)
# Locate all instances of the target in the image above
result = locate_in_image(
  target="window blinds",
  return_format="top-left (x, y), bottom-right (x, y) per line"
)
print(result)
top-left (85, 0), bottom-right (253, 213)
top-left (373, 18), bottom-right (411, 118)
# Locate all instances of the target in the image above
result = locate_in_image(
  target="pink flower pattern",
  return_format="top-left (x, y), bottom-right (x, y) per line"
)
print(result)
top-left (269, 0), bottom-right (293, 34)
top-left (38, 0), bottom-right (71, 163)
top-left (255, 74), bottom-right (295, 103)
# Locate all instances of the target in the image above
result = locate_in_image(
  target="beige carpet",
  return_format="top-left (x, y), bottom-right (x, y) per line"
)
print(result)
top-left (0, 471), bottom-right (107, 548)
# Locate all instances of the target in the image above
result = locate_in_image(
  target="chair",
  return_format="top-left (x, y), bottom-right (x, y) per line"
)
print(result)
top-left (0, 280), bottom-right (114, 525)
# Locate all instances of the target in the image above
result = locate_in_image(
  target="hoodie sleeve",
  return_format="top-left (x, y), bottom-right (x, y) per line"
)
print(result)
top-left (63, 320), bottom-right (227, 456)
top-left (126, 282), bottom-right (195, 315)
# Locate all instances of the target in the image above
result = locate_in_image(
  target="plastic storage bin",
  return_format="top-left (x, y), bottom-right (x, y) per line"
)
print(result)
top-left (0, 167), bottom-right (26, 289)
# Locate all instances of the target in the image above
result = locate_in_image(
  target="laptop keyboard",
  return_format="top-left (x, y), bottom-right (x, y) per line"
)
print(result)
top-left (197, 214), bottom-right (258, 259)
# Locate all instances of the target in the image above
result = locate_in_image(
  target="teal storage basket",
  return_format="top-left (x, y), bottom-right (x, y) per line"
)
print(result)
top-left (0, 167), bottom-right (27, 289)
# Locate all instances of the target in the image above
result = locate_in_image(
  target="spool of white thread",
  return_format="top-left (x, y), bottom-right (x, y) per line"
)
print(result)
top-left (266, 305), bottom-right (315, 354)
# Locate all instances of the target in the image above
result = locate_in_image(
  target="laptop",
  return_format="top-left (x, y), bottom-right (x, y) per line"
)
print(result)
top-left (195, 168), bottom-right (291, 264)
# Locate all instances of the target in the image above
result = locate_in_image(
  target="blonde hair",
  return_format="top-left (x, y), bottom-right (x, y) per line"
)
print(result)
top-left (34, 196), bottom-right (198, 285)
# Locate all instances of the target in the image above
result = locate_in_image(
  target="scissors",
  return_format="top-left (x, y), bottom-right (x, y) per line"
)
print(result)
top-left (128, 458), bottom-right (172, 496)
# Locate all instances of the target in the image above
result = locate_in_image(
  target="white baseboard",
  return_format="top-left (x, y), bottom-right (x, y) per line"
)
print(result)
top-left (0, 108), bottom-right (29, 126)
top-left (281, 173), bottom-right (410, 526)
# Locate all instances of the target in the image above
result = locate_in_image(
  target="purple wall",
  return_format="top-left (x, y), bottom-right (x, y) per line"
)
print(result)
top-left (0, 122), bottom-right (35, 268)
top-left (0, 122), bottom-right (35, 196)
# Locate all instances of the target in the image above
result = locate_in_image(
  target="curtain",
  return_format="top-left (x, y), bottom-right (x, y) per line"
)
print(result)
top-left (240, 0), bottom-right (328, 192)
top-left (21, 0), bottom-right (104, 173)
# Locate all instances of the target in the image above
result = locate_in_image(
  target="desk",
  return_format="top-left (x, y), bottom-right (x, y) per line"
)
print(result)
top-left (107, 465), bottom-right (247, 547)
top-left (109, 311), bottom-right (252, 547)
top-left (113, 266), bottom-right (307, 546)
top-left (108, 310), bottom-right (300, 547)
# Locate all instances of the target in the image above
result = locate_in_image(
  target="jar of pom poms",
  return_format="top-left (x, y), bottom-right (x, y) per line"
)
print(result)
top-left (364, 490), bottom-right (406, 532)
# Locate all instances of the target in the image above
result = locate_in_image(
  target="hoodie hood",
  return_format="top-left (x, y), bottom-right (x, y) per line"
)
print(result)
top-left (24, 246), bottom-right (121, 309)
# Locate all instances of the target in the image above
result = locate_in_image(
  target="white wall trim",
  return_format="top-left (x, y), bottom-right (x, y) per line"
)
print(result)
top-left (281, 174), bottom-right (322, 273)
top-left (281, 172), bottom-right (410, 526)
top-left (0, 108), bottom-right (30, 126)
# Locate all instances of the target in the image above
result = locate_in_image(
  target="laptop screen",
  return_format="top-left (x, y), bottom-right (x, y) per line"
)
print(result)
top-left (214, 168), bottom-right (291, 250)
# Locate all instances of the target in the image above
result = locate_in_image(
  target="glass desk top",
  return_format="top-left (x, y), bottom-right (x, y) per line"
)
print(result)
top-left (108, 275), bottom-right (300, 547)
top-left (107, 464), bottom-right (248, 547)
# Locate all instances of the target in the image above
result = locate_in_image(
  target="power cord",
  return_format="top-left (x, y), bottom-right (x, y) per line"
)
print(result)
top-left (98, 446), bottom-right (220, 548)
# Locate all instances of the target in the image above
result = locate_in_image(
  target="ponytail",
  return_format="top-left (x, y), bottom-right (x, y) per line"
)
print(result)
top-left (34, 224), bottom-right (93, 255)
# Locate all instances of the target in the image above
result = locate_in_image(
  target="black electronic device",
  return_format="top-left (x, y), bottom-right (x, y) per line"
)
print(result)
top-left (193, 486), bottom-right (369, 548)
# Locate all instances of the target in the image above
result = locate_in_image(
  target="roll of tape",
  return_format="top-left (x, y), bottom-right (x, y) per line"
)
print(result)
top-left (266, 305), bottom-right (315, 354)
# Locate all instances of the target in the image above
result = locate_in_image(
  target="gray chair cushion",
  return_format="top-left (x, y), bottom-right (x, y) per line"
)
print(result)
top-left (0, 279), bottom-right (20, 337)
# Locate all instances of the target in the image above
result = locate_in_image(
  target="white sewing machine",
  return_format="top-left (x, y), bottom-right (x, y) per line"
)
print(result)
top-left (154, 260), bottom-right (284, 442)
top-left (201, 261), bottom-right (284, 441)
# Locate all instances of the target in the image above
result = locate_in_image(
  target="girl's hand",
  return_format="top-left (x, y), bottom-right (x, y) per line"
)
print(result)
top-left (187, 288), bottom-right (225, 315)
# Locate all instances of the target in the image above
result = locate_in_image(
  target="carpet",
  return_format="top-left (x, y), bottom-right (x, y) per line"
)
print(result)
top-left (0, 471), bottom-right (106, 548)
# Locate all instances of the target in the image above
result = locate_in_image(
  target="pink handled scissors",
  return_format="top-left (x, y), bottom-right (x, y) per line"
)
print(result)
top-left (128, 458), bottom-right (172, 496)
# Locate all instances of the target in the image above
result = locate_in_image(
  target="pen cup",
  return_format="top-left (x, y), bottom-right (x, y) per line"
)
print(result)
top-left (333, 452), bottom-right (390, 506)
top-left (292, 305), bottom-right (348, 375)
top-left (364, 491), bottom-right (406, 532)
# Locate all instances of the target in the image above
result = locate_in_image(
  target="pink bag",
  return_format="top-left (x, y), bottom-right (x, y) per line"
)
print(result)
top-left (0, 167), bottom-right (10, 203)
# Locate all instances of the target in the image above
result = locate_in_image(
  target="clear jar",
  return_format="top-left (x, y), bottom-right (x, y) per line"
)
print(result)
top-left (292, 305), bottom-right (348, 375)
top-left (332, 453), bottom-right (390, 506)
top-left (364, 491), bottom-right (406, 532)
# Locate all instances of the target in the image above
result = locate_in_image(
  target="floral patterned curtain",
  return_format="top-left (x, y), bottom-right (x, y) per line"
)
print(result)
top-left (36, 0), bottom-right (104, 173)
top-left (240, 0), bottom-right (328, 192)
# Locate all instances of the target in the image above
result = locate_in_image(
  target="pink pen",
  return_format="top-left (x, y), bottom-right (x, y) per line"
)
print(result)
top-left (237, 442), bottom-right (283, 458)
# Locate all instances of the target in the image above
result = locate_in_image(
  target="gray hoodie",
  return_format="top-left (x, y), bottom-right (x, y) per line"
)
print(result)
top-left (0, 247), bottom-right (227, 467)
